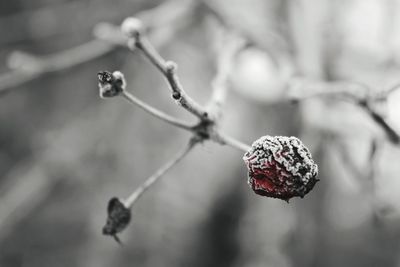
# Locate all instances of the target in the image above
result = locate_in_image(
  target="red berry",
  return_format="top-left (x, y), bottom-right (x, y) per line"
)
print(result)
top-left (243, 135), bottom-right (318, 201)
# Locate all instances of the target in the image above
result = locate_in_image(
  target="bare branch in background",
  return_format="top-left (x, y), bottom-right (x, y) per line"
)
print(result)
top-left (0, 0), bottom-right (198, 95)
top-left (0, 164), bottom-right (56, 241)
top-left (288, 79), bottom-right (400, 144)
top-left (200, 0), bottom-right (289, 54)
top-left (359, 101), bottom-right (400, 144)
top-left (379, 81), bottom-right (400, 99)
top-left (207, 32), bottom-right (246, 121)
top-left (0, 40), bottom-right (114, 94)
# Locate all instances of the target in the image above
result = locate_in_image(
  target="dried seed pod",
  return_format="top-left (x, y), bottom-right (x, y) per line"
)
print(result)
top-left (97, 70), bottom-right (126, 98)
top-left (243, 135), bottom-right (318, 201)
top-left (102, 197), bottom-right (131, 243)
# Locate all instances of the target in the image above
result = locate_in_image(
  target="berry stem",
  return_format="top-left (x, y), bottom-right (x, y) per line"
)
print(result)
top-left (123, 138), bottom-right (197, 208)
top-left (215, 131), bottom-right (251, 152)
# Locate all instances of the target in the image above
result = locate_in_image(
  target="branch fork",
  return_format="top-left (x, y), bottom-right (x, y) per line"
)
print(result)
top-left (99, 16), bottom-right (250, 242)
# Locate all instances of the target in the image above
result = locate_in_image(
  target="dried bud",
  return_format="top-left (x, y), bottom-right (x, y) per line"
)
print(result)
top-left (102, 197), bottom-right (131, 243)
top-left (165, 61), bottom-right (178, 73)
top-left (121, 17), bottom-right (145, 38)
top-left (98, 70), bottom-right (126, 98)
top-left (243, 135), bottom-right (318, 201)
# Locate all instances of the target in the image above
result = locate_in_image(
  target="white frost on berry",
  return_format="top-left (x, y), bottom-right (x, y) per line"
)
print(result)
top-left (243, 135), bottom-right (318, 185)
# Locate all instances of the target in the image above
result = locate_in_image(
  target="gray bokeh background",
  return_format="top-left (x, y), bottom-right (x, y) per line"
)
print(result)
top-left (1, 0), bottom-right (400, 266)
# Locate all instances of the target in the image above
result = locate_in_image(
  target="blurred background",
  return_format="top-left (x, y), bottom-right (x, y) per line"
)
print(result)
top-left (1, 0), bottom-right (400, 266)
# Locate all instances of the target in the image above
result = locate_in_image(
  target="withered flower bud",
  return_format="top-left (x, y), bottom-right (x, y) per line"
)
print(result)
top-left (98, 70), bottom-right (126, 98)
top-left (102, 197), bottom-right (131, 244)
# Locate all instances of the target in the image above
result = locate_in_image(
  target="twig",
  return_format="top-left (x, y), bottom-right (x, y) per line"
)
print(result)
top-left (359, 101), bottom-right (400, 144)
top-left (118, 18), bottom-right (252, 151)
top-left (123, 138), bottom-right (197, 208)
top-left (122, 86), bottom-right (251, 152)
top-left (122, 88), bottom-right (251, 152)
top-left (385, 82), bottom-right (400, 96)
top-left (98, 70), bottom-right (251, 152)
top-left (288, 79), bottom-right (368, 102)
top-left (215, 131), bottom-right (251, 152)
top-left (374, 81), bottom-right (400, 101)
top-left (102, 14), bottom-right (252, 241)
top-left (200, 0), bottom-right (289, 54)
top-left (122, 18), bottom-right (209, 120)
top-left (121, 90), bottom-right (194, 131)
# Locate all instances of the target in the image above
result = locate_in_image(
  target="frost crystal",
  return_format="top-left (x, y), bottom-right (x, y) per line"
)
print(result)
top-left (243, 135), bottom-right (319, 201)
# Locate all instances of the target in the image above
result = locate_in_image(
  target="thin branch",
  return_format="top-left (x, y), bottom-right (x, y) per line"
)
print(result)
top-left (0, 40), bottom-right (114, 94)
top-left (207, 32), bottom-right (246, 120)
top-left (123, 138), bottom-right (197, 208)
top-left (122, 19), bottom-right (209, 120)
top-left (136, 37), bottom-right (209, 119)
top-left (360, 102), bottom-right (400, 144)
top-left (98, 71), bottom-right (252, 153)
top-left (287, 79), bottom-right (368, 103)
top-left (215, 131), bottom-right (251, 152)
top-left (200, 0), bottom-right (289, 54)
top-left (382, 81), bottom-right (400, 98)
top-left (121, 90), bottom-right (194, 131)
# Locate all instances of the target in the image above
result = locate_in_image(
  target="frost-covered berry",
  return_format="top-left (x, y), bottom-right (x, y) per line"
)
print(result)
top-left (243, 135), bottom-right (318, 201)
top-left (98, 70), bottom-right (126, 98)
